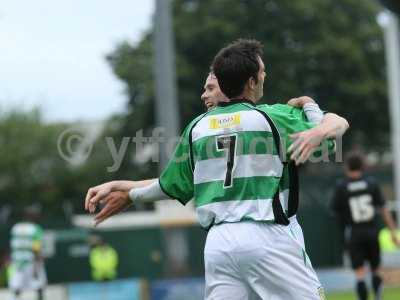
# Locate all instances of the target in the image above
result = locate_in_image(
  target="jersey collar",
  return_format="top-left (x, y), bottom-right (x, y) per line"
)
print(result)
top-left (218, 98), bottom-right (256, 107)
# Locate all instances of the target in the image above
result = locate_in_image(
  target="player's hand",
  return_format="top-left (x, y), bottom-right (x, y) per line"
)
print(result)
top-left (85, 181), bottom-right (117, 213)
top-left (288, 127), bottom-right (324, 165)
top-left (94, 191), bottom-right (132, 226)
top-left (390, 230), bottom-right (400, 247)
top-left (287, 96), bottom-right (315, 108)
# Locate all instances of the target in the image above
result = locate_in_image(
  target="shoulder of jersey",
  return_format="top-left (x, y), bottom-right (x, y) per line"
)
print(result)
top-left (258, 103), bottom-right (301, 114)
top-left (187, 112), bottom-right (208, 127)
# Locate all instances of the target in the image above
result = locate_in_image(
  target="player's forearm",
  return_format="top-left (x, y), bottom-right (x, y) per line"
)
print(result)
top-left (129, 180), bottom-right (168, 204)
top-left (303, 103), bottom-right (323, 124)
top-left (110, 179), bottom-right (158, 192)
top-left (382, 207), bottom-right (398, 231)
top-left (315, 113), bottom-right (349, 139)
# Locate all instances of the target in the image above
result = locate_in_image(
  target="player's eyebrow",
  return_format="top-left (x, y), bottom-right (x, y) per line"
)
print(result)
top-left (205, 83), bottom-right (214, 90)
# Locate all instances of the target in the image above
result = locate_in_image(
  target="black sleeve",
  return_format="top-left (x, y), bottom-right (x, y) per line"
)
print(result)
top-left (372, 181), bottom-right (386, 208)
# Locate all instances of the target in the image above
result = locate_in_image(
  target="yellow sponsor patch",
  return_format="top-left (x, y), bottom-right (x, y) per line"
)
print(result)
top-left (209, 114), bottom-right (241, 129)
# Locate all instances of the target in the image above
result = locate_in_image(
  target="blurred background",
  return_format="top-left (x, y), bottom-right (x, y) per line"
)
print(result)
top-left (1, 0), bottom-right (400, 299)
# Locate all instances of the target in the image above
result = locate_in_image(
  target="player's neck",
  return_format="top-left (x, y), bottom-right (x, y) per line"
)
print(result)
top-left (235, 92), bottom-right (257, 103)
top-left (347, 171), bottom-right (363, 179)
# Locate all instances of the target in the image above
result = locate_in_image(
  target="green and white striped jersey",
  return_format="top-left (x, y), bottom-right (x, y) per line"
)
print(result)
top-left (159, 100), bottom-right (335, 229)
top-left (10, 222), bottom-right (43, 268)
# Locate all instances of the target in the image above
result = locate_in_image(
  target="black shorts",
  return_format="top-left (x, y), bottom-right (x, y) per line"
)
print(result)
top-left (348, 227), bottom-right (380, 270)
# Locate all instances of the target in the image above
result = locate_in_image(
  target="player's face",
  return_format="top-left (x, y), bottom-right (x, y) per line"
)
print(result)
top-left (201, 74), bottom-right (228, 110)
top-left (254, 56), bottom-right (266, 101)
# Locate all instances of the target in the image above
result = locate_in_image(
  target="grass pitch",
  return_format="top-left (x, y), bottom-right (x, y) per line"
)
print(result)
top-left (327, 286), bottom-right (400, 300)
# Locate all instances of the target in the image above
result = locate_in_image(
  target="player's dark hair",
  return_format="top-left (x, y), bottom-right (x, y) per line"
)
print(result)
top-left (212, 39), bottom-right (263, 99)
top-left (345, 152), bottom-right (365, 171)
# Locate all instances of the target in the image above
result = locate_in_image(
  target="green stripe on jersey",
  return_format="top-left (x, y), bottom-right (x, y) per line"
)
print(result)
top-left (195, 176), bottom-right (288, 206)
top-left (193, 131), bottom-right (277, 161)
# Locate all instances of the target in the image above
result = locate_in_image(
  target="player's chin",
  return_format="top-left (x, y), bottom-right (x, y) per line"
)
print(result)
top-left (205, 102), bottom-right (215, 110)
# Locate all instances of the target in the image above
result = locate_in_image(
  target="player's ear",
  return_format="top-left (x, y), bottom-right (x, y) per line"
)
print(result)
top-left (248, 77), bottom-right (256, 91)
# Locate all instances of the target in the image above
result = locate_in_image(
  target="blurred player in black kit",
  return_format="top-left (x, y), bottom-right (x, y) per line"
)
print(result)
top-left (331, 152), bottom-right (400, 300)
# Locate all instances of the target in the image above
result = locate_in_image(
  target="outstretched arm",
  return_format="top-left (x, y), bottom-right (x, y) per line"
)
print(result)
top-left (85, 179), bottom-right (157, 212)
top-left (86, 121), bottom-right (195, 226)
top-left (289, 115), bottom-right (349, 165)
top-left (287, 96), bottom-right (349, 137)
top-left (92, 180), bottom-right (169, 226)
top-left (287, 97), bottom-right (349, 164)
top-left (381, 207), bottom-right (400, 247)
top-left (85, 179), bottom-right (165, 226)
top-left (317, 113), bottom-right (349, 138)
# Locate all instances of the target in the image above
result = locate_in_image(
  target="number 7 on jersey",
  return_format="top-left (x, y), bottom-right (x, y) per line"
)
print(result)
top-left (216, 134), bottom-right (238, 188)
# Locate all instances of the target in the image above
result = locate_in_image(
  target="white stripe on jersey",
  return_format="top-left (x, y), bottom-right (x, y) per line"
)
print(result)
top-left (347, 180), bottom-right (367, 192)
top-left (11, 223), bottom-right (37, 236)
top-left (11, 239), bottom-right (33, 249)
top-left (194, 154), bottom-right (283, 185)
top-left (196, 190), bottom-right (289, 228)
top-left (192, 110), bottom-right (273, 142)
top-left (11, 251), bottom-right (34, 261)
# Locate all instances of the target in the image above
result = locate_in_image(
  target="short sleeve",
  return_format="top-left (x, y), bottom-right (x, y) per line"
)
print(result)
top-left (32, 225), bottom-right (43, 252)
top-left (33, 225), bottom-right (43, 241)
top-left (371, 180), bottom-right (386, 208)
top-left (268, 104), bottom-right (308, 122)
top-left (159, 124), bottom-right (195, 205)
top-left (258, 104), bottom-right (335, 160)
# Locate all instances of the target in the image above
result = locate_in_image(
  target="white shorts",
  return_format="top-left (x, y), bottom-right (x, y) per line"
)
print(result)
top-left (9, 262), bottom-right (47, 291)
top-left (204, 217), bottom-right (325, 300)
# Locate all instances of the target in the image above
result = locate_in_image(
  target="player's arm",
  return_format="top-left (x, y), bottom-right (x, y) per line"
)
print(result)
top-left (85, 179), bottom-right (157, 212)
top-left (381, 207), bottom-right (398, 239)
top-left (275, 96), bottom-right (349, 164)
top-left (263, 104), bottom-right (348, 164)
top-left (87, 121), bottom-right (196, 226)
top-left (314, 113), bottom-right (349, 138)
top-left (287, 96), bottom-right (349, 136)
top-left (91, 181), bottom-right (171, 226)
top-left (288, 112), bottom-right (349, 164)
top-left (286, 96), bottom-right (323, 124)
top-left (373, 183), bottom-right (400, 246)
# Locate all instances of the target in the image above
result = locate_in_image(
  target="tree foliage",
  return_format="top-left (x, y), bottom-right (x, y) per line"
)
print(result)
top-left (0, 0), bottom-right (390, 215)
top-left (0, 109), bottom-right (122, 216)
top-left (108, 0), bottom-right (389, 154)
top-left (0, 109), bottom-right (69, 214)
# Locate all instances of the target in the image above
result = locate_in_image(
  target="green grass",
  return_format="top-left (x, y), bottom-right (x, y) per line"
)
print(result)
top-left (327, 287), bottom-right (400, 300)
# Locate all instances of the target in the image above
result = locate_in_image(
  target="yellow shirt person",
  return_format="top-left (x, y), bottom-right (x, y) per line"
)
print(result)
top-left (89, 241), bottom-right (118, 281)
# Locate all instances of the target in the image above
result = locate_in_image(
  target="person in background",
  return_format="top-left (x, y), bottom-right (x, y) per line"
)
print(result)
top-left (331, 152), bottom-right (400, 300)
top-left (9, 205), bottom-right (47, 300)
top-left (0, 250), bottom-right (10, 288)
top-left (89, 236), bottom-right (119, 282)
